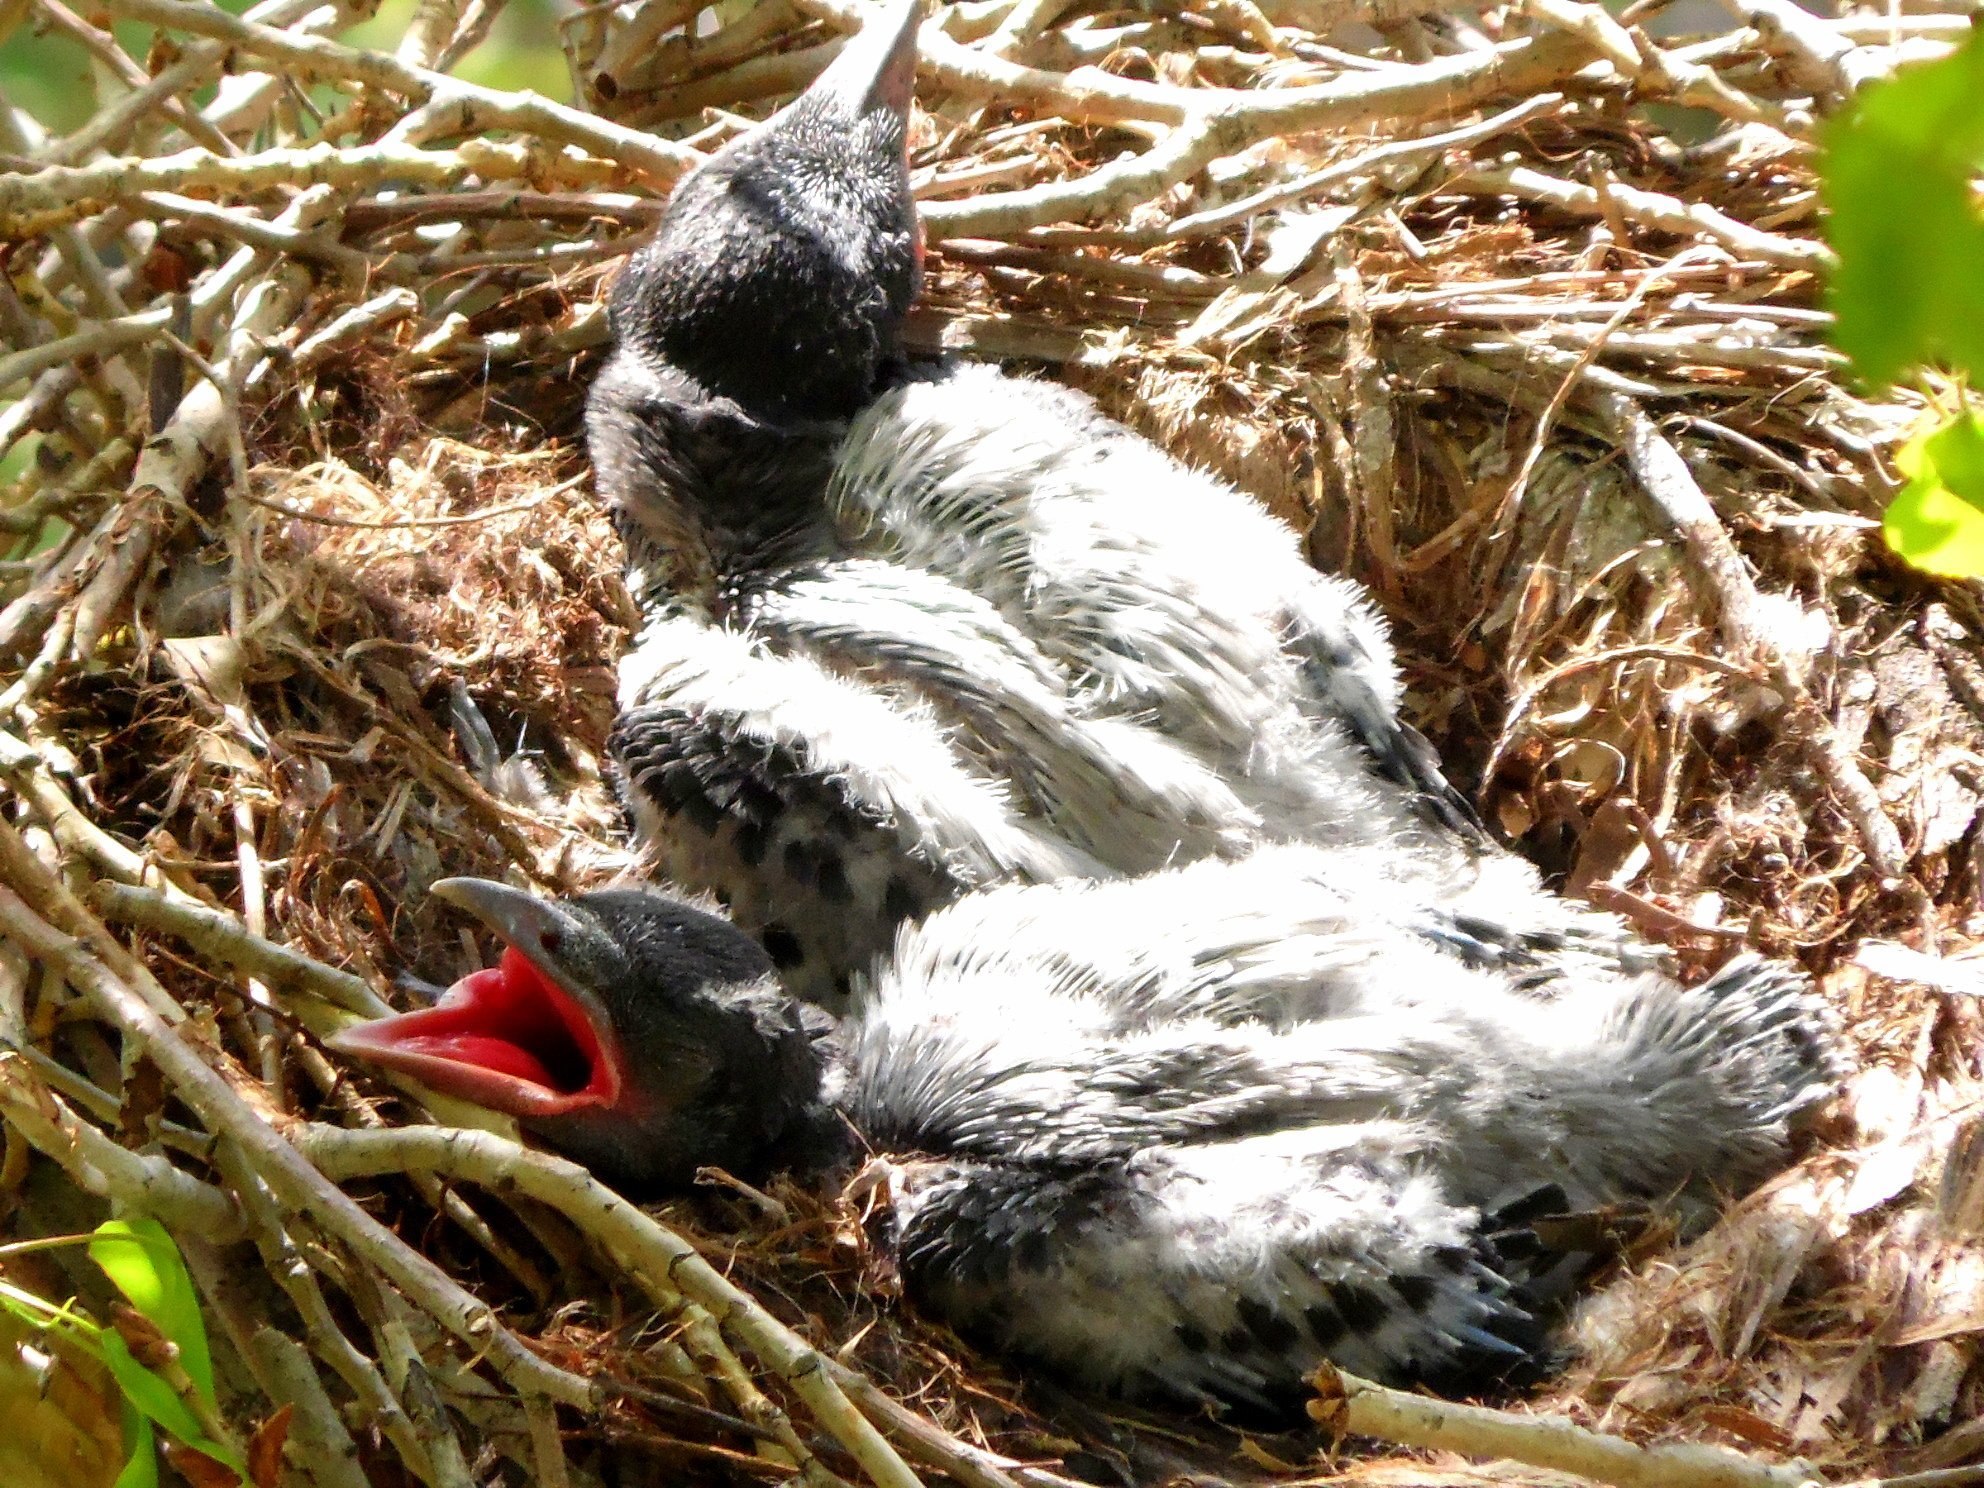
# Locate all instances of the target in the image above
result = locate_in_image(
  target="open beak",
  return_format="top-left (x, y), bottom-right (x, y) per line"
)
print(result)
top-left (328, 879), bottom-right (626, 1119)
top-left (813, 0), bottom-right (921, 118)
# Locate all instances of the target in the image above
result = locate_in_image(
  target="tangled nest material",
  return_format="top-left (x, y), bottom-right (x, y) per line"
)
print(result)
top-left (3, 0), bottom-right (1984, 1484)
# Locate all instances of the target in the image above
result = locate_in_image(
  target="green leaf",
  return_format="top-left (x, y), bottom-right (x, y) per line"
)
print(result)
top-left (113, 1403), bottom-right (159, 1488)
top-left (1821, 27), bottom-right (1984, 388)
top-left (1883, 413), bottom-right (1984, 575)
top-left (89, 1217), bottom-right (215, 1408)
top-left (99, 1326), bottom-right (211, 1448)
top-left (99, 1330), bottom-right (247, 1479)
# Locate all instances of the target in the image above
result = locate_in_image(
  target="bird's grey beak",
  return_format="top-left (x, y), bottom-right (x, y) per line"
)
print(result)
top-left (430, 876), bottom-right (592, 962)
top-left (813, 0), bottom-right (922, 117)
top-left (328, 878), bottom-right (628, 1119)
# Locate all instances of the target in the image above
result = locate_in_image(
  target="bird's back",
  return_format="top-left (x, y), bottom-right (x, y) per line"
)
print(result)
top-left (828, 845), bottom-right (1841, 1408)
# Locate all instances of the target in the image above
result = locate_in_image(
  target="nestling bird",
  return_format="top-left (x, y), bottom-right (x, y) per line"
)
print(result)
top-left (331, 864), bottom-right (1841, 1412)
top-left (585, 0), bottom-right (1645, 1008)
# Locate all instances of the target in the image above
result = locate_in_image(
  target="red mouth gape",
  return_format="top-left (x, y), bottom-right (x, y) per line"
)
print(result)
top-left (335, 945), bottom-right (622, 1118)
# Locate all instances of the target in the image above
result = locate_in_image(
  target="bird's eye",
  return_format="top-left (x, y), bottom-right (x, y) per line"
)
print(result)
top-left (540, 931), bottom-right (563, 953)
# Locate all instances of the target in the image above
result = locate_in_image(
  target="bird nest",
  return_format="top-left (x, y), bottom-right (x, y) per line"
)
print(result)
top-left (3, 1), bottom-right (1983, 1485)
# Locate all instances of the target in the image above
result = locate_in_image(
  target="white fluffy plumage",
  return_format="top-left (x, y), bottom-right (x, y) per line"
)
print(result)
top-left (832, 843), bottom-right (1842, 1408)
top-left (609, 360), bottom-right (1655, 1005)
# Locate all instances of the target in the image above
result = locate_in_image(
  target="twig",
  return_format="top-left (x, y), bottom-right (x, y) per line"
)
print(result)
top-left (294, 1122), bottom-right (929, 1488)
top-left (90, 880), bottom-right (390, 1018)
top-left (98, 0), bottom-right (696, 183)
top-left (1310, 1363), bottom-right (1819, 1488)
top-left (241, 1326), bottom-right (375, 1488)
top-left (1123, 92), bottom-right (1567, 247)
top-left (0, 862), bottom-right (594, 1411)
top-left (209, 1139), bottom-right (454, 1488)
top-left (1721, 0), bottom-right (1856, 97)
top-left (33, 0), bottom-right (239, 155)
top-left (67, 188), bottom-right (332, 662)
top-left (0, 1053), bottom-right (242, 1236)
top-left (0, 138), bottom-right (622, 237)
top-left (1447, 166), bottom-right (1831, 269)
top-left (919, 32), bottom-right (1593, 236)
top-left (1589, 392), bottom-right (1909, 883)
top-left (1493, 244), bottom-right (1724, 537)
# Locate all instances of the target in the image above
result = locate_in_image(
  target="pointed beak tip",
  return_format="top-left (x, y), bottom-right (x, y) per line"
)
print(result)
top-left (816, 0), bottom-right (921, 119)
top-left (324, 1018), bottom-right (393, 1058)
top-left (429, 875), bottom-right (495, 910)
top-left (427, 876), bottom-right (567, 952)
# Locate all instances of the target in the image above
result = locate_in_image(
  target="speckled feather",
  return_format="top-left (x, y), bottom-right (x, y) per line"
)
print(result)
top-left (352, 862), bottom-right (1841, 1411)
top-left (585, 9), bottom-right (1622, 1003)
top-left (830, 845), bottom-right (1844, 1408)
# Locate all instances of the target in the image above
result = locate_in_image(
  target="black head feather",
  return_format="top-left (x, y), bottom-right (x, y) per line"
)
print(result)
top-left (331, 881), bottom-right (849, 1196)
top-left (604, 0), bottom-right (923, 424)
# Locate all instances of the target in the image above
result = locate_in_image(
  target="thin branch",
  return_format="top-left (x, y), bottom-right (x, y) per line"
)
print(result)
top-left (0, 856), bottom-right (593, 1412)
top-left (0, 1052), bottom-right (242, 1236)
top-left (99, 0), bottom-right (696, 183)
top-left (1447, 165), bottom-right (1831, 268)
top-left (295, 1122), bottom-right (930, 1488)
top-left (1311, 1364), bottom-right (1818, 1488)
top-left (1589, 392), bottom-right (1909, 882)
top-left (0, 138), bottom-right (620, 236)
top-left (921, 32), bottom-right (1593, 235)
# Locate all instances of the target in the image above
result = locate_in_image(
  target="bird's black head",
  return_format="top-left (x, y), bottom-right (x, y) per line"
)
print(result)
top-left (606, 0), bottom-right (923, 425)
top-left (330, 880), bottom-right (847, 1195)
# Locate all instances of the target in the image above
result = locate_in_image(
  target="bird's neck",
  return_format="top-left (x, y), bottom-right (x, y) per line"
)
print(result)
top-left (761, 1011), bottom-right (862, 1184)
top-left (588, 350), bottom-right (850, 613)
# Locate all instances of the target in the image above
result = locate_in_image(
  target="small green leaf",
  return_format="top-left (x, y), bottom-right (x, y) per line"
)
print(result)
top-left (1821, 27), bottom-right (1984, 388)
top-left (90, 1217), bottom-right (215, 1408)
top-left (113, 1403), bottom-right (159, 1488)
top-left (1883, 413), bottom-right (1984, 575)
top-left (99, 1329), bottom-right (247, 1479)
top-left (99, 1326), bottom-right (211, 1448)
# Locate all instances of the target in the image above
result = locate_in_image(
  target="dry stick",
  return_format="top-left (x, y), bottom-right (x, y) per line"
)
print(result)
top-left (523, 1394), bottom-right (575, 1488)
top-left (606, 0), bottom-right (802, 97)
top-left (1119, 92), bottom-right (1567, 248)
top-left (98, 0), bottom-right (696, 182)
top-left (0, 436), bottom-right (133, 541)
top-left (802, 0), bottom-right (1586, 135)
top-left (1721, 0), bottom-right (1855, 97)
top-left (398, 0), bottom-right (467, 68)
top-left (139, 192), bottom-right (370, 274)
top-left (1492, 243), bottom-right (1725, 540)
top-left (919, 31), bottom-right (1594, 237)
top-left (1516, 0), bottom-right (1785, 126)
top-left (207, 1138), bottom-right (458, 1488)
top-left (239, 1325), bottom-right (375, 1488)
top-left (66, 187), bottom-right (332, 664)
top-left (822, 1367), bottom-right (1092, 1488)
top-left (626, 42), bottom-right (843, 123)
top-left (0, 771), bottom-right (192, 1020)
top-left (1447, 166), bottom-right (1830, 270)
top-left (33, 0), bottom-right (239, 156)
top-left (1588, 393), bottom-right (1909, 883)
top-left (1483, 643), bottom-right (1758, 788)
top-left (92, 881), bottom-right (389, 1017)
top-left (795, 0), bottom-right (1191, 125)
top-left (0, 1052), bottom-right (243, 1235)
top-left (0, 175), bottom-right (297, 396)
top-left (0, 871), bottom-right (594, 1412)
top-left (0, 138), bottom-right (621, 237)
top-left (367, 1309), bottom-right (478, 1488)
top-left (1258, 0), bottom-right (1482, 29)
top-left (592, 0), bottom-right (708, 87)
top-left (293, 1123), bottom-right (932, 1488)
top-left (1309, 1364), bottom-right (1819, 1488)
